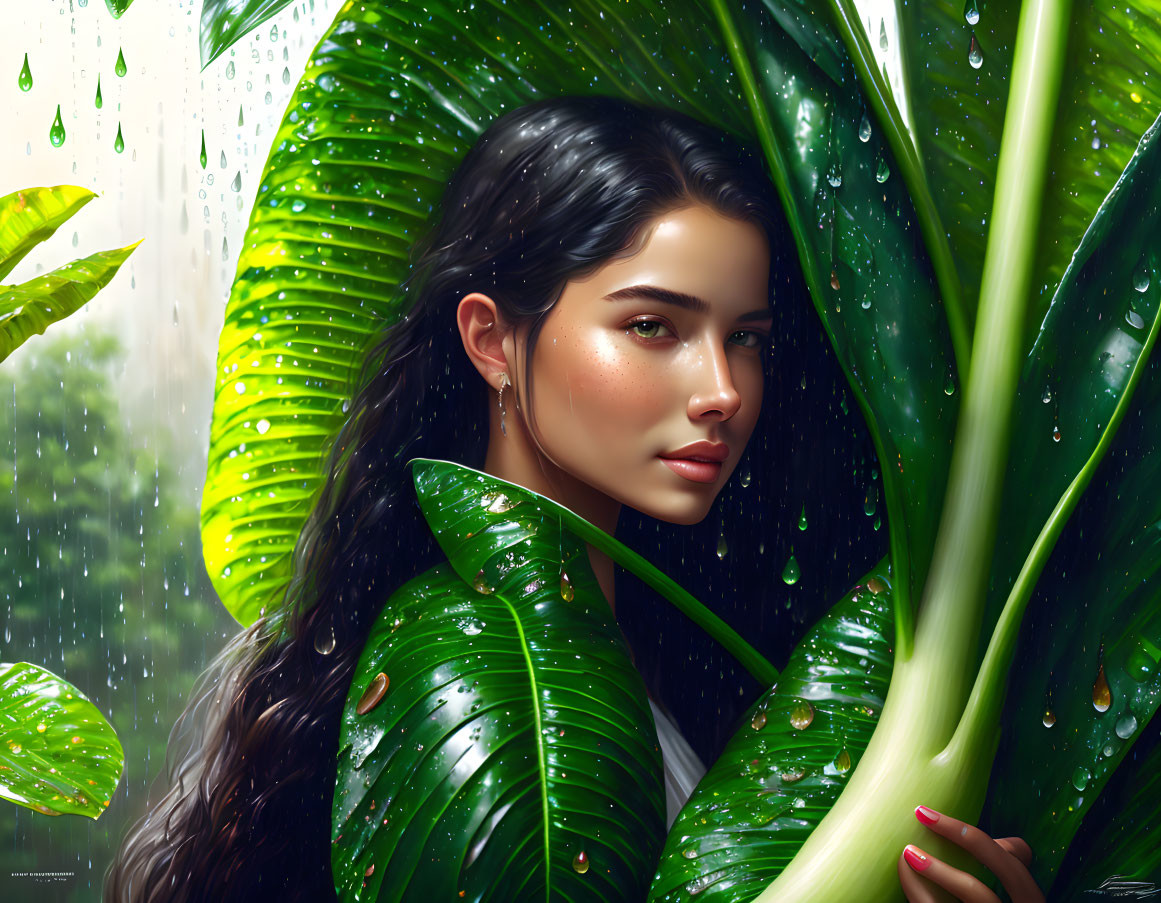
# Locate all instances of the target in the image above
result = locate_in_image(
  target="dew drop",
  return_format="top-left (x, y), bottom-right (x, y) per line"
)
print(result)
top-left (781, 553), bottom-right (800, 586)
top-left (968, 32), bottom-right (984, 69)
top-left (314, 623), bottom-right (336, 655)
top-left (874, 154), bottom-right (890, 183)
top-left (1125, 309), bottom-right (1146, 330)
top-left (858, 111), bottom-right (872, 142)
top-left (572, 850), bottom-right (589, 874)
top-left (559, 569), bottom-right (574, 602)
top-left (49, 104), bottom-right (66, 147)
top-left (781, 766), bottom-right (806, 783)
top-left (1092, 661), bottom-right (1112, 713)
top-left (473, 570), bottom-right (495, 595)
top-left (356, 673), bottom-right (388, 715)
top-left (751, 709), bottom-right (767, 731)
top-left (461, 619), bottom-right (483, 636)
top-left (830, 268), bottom-right (841, 290)
top-left (827, 166), bottom-right (842, 188)
top-left (963, 0), bottom-right (980, 25)
top-left (18, 52), bottom-right (32, 91)
top-left (1041, 386), bottom-right (1052, 404)
top-left (114, 47), bottom-right (127, 77)
top-left (716, 533), bottom-right (729, 560)
top-left (1103, 743), bottom-right (1117, 757)
top-left (831, 746), bottom-right (852, 774)
top-left (682, 846), bottom-right (698, 859)
top-left (1071, 766), bottom-right (1090, 791)
top-left (944, 371), bottom-right (956, 396)
top-left (790, 699), bottom-right (815, 730)
top-left (866, 575), bottom-right (888, 595)
top-left (798, 505), bottom-right (808, 531)
top-left (1133, 259), bottom-right (1151, 293)
top-left (1115, 713), bottom-right (1138, 739)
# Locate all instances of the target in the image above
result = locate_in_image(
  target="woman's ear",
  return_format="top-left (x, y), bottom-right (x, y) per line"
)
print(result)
top-left (457, 292), bottom-right (511, 390)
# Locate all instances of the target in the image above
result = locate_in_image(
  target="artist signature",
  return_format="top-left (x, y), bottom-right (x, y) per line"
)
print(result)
top-left (1084, 876), bottom-right (1161, 899)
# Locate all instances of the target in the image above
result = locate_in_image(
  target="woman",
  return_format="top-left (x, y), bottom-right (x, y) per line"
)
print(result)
top-left (105, 95), bottom-right (1041, 902)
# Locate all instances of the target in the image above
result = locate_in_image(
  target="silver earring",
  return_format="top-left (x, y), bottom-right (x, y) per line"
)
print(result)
top-left (498, 372), bottom-right (511, 437)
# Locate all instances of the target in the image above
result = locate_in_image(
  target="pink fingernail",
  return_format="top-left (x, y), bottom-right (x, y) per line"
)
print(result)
top-left (904, 845), bottom-right (931, 872)
top-left (915, 805), bottom-right (939, 825)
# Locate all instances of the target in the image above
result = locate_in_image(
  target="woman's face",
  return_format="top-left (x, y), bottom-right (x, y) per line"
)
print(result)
top-left (517, 203), bottom-right (772, 526)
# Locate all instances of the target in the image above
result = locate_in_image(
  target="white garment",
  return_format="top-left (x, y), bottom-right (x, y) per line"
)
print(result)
top-left (647, 698), bottom-right (708, 829)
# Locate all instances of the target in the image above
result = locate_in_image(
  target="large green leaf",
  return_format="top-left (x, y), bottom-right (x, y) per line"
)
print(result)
top-left (201, 0), bottom-right (957, 663)
top-left (0, 661), bottom-right (123, 819)
top-left (103, 0), bottom-right (135, 19)
top-left (648, 558), bottom-right (893, 902)
top-left (199, 0), bottom-right (296, 69)
top-left (0, 185), bottom-right (95, 282)
top-left (976, 113), bottom-right (1161, 890)
top-left (332, 458), bottom-right (665, 901)
top-left (0, 240), bottom-right (142, 364)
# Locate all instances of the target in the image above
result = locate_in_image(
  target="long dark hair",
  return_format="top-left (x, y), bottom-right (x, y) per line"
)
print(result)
top-left (103, 94), bottom-right (798, 901)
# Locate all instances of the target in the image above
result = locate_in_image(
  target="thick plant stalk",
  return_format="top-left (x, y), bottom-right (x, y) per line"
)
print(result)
top-left (751, 0), bottom-right (1073, 898)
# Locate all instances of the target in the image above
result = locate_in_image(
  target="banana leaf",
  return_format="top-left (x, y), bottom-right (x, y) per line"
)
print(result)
top-left (0, 186), bottom-right (95, 282)
top-left (332, 459), bottom-right (666, 900)
top-left (199, 0), bottom-right (296, 68)
top-left (104, 0), bottom-right (135, 19)
top-left (0, 661), bottom-right (123, 819)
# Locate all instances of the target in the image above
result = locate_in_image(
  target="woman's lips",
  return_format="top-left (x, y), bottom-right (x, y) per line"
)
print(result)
top-left (658, 456), bottom-right (723, 483)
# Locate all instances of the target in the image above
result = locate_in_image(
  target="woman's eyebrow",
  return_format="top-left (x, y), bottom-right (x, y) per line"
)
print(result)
top-left (603, 284), bottom-right (772, 321)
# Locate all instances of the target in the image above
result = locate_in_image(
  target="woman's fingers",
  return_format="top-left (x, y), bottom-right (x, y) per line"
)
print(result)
top-left (900, 845), bottom-right (1002, 902)
top-left (994, 836), bottom-right (1033, 867)
top-left (912, 806), bottom-right (1044, 902)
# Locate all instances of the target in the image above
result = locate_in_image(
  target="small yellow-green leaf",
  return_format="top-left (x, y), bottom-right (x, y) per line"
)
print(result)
top-left (0, 185), bottom-right (96, 282)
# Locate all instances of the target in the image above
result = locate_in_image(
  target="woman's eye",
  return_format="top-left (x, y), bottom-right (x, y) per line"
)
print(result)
top-left (730, 330), bottom-right (766, 349)
top-left (627, 319), bottom-right (672, 340)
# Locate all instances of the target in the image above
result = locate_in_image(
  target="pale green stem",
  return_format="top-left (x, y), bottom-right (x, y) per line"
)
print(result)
top-left (904, 0), bottom-right (1072, 742)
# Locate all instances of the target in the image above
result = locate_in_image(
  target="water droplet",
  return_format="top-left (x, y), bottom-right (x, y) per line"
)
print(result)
top-left (878, 19), bottom-right (888, 50)
top-left (858, 111), bottom-right (872, 143)
top-left (866, 575), bottom-right (888, 595)
top-left (827, 165), bottom-right (842, 188)
top-left (864, 483), bottom-right (878, 516)
top-left (238, 105), bottom-right (245, 127)
top-left (682, 846), bottom-right (698, 859)
top-left (781, 766), bottom-right (806, 783)
top-left (572, 850), bottom-right (589, 874)
top-left (830, 268), bottom-right (841, 290)
top-left (1131, 91), bottom-right (1144, 103)
top-left (225, 60), bottom-right (235, 79)
top-left (875, 155), bottom-right (890, 183)
top-left (283, 65), bottom-right (292, 85)
top-left (18, 53), bottom-right (33, 91)
top-left (1041, 386), bottom-right (1052, 404)
top-left (739, 468), bottom-right (751, 488)
top-left (1115, 713), bottom-right (1138, 739)
top-left (1071, 766), bottom-right (1090, 792)
top-left (944, 371), bottom-right (956, 395)
top-left (230, 171), bottom-right (242, 192)
top-left (94, 74), bottom-right (103, 109)
top-left (114, 47), bottom-right (128, 77)
top-left (1103, 743), bottom-right (1117, 757)
top-left (36, 722), bottom-right (46, 733)
top-left (781, 553), bottom-right (800, 585)
top-left (685, 869), bottom-right (729, 896)
top-left (461, 619), bottom-right (484, 636)
top-left (473, 570), bottom-right (495, 595)
top-left (113, 123), bottom-right (125, 154)
top-left (798, 505), bottom-right (808, 531)
top-left (831, 746), bottom-right (851, 774)
top-left (365, 863), bottom-right (375, 877)
top-left (716, 533), bottom-right (728, 560)
top-left (356, 673), bottom-right (389, 715)
top-left (314, 623), bottom-right (336, 655)
top-left (559, 569), bottom-right (574, 601)
top-left (482, 492), bottom-right (520, 514)
top-left (49, 104), bottom-right (66, 147)
top-left (1092, 134), bottom-right (1102, 151)
top-left (968, 32), bottom-right (984, 69)
top-left (1125, 309), bottom-right (1146, 330)
top-left (1042, 707), bottom-right (1056, 728)
top-left (1052, 423), bottom-right (1062, 442)
top-left (199, 130), bottom-right (207, 168)
top-left (220, 149), bottom-right (228, 168)
top-left (1134, 259), bottom-right (1151, 293)
top-left (790, 699), bottom-right (815, 730)
top-left (963, 0), bottom-right (980, 25)
top-left (1092, 661), bottom-right (1112, 713)
top-left (751, 709), bottom-right (767, 731)
top-left (1126, 645), bottom-right (1156, 681)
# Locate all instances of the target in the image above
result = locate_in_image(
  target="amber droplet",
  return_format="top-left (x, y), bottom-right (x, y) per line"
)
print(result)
top-left (790, 700), bottom-right (815, 730)
top-left (572, 850), bottom-right (589, 874)
top-left (1092, 662), bottom-right (1112, 713)
top-left (364, 863), bottom-right (375, 877)
top-left (866, 576), bottom-right (887, 595)
top-left (559, 569), bottom-right (575, 602)
top-left (830, 268), bottom-right (841, 290)
top-left (356, 672), bottom-right (389, 715)
top-left (751, 709), bottom-right (768, 731)
top-left (1042, 707), bottom-right (1056, 728)
top-left (473, 570), bottom-right (494, 594)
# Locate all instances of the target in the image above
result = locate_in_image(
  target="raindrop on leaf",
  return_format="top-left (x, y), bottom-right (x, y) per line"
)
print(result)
top-left (963, 0), bottom-right (980, 25)
top-left (858, 111), bottom-right (872, 143)
top-left (1092, 659), bottom-right (1112, 713)
top-left (875, 155), bottom-right (890, 183)
top-left (968, 32), bottom-right (984, 69)
top-left (790, 699), bottom-right (815, 730)
top-left (572, 851), bottom-right (589, 874)
top-left (1133, 259), bottom-right (1151, 293)
top-left (1115, 713), bottom-right (1138, 739)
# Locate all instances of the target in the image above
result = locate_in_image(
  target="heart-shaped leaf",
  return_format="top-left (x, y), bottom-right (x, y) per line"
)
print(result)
top-left (648, 558), bottom-right (893, 902)
top-left (332, 458), bottom-right (665, 900)
top-left (0, 661), bottom-right (123, 819)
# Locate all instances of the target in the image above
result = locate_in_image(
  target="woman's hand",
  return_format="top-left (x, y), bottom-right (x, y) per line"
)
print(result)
top-left (897, 805), bottom-right (1044, 902)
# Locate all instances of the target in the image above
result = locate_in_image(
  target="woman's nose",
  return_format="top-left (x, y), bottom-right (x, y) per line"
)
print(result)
top-left (688, 342), bottom-right (742, 421)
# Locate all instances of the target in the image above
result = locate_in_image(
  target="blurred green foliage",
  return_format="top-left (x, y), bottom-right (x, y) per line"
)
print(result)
top-left (0, 329), bottom-right (236, 901)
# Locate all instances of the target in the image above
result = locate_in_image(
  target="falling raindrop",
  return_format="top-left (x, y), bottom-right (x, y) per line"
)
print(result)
top-left (270, 23), bottom-right (280, 41)
top-left (716, 533), bottom-right (728, 560)
top-left (559, 569), bottom-right (574, 602)
top-left (18, 53), bottom-right (33, 91)
top-left (875, 155), bottom-right (890, 183)
top-left (356, 673), bottom-right (389, 715)
top-left (49, 104), bottom-right (66, 147)
top-left (225, 60), bottom-right (235, 79)
top-left (878, 19), bottom-right (888, 50)
top-left (572, 851), bottom-right (589, 874)
top-left (864, 483), bottom-right (878, 516)
top-left (781, 552), bottom-right (800, 586)
top-left (1052, 422), bottom-right (1062, 442)
top-left (1133, 259), bottom-right (1151, 293)
top-left (231, 171), bottom-right (242, 192)
top-left (283, 65), bottom-right (291, 85)
top-left (968, 32), bottom-right (984, 69)
top-left (113, 123), bottom-right (124, 154)
top-left (238, 105), bottom-right (245, 127)
top-left (1115, 713), bottom-right (1138, 739)
top-left (963, 0), bottom-right (980, 25)
top-left (1092, 658), bottom-right (1112, 713)
top-left (94, 74), bottom-right (103, 108)
top-left (220, 149), bottom-right (227, 168)
top-left (944, 371), bottom-right (956, 395)
top-left (199, 130), bottom-right (207, 168)
top-left (114, 47), bottom-right (128, 77)
top-left (858, 111), bottom-right (872, 143)
top-left (1092, 134), bottom-right (1101, 151)
top-left (798, 505), bottom-right (808, 531)
top-left (1041, 386), bottom-right (1052, 404)
top-left (790, 700), bottom-right (815, 730)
